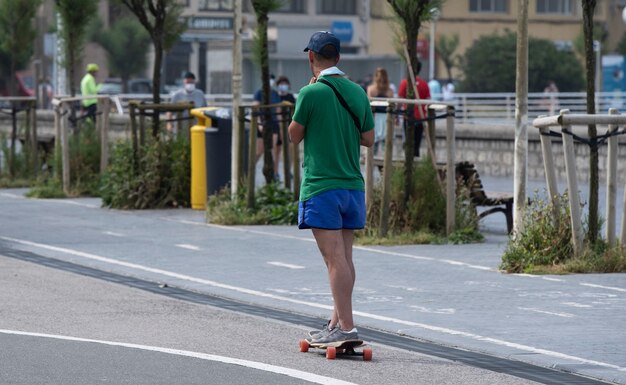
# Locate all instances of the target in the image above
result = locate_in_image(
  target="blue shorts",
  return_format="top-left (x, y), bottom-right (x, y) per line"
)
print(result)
top-left (298, 189), bottom-right (366, 230)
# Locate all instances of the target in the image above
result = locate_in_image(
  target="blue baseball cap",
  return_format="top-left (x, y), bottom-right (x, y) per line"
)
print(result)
top-left (303, 31), bottom-right (340, 54)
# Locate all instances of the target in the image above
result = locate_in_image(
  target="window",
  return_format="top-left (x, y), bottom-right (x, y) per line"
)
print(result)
top-left (275, 0), bottom-right (305, 13)
top-left (199, 0), bottom-right (233, 11)
top-left (317, 0), bottom-right (356, 15)
top-left (536, 0), bottom-right (575, 15)
top-left (469, 0), bottom-right (509, 13)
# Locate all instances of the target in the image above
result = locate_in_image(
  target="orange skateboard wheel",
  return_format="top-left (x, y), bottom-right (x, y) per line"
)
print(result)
top-left (363, 347), bottom-right (373, 361)
top-left (299, 339), bottom-right (309, 352)
top-left (326, 346), bottom-right (337, 359)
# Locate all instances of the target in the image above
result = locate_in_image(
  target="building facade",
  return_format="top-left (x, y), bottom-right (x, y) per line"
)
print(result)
top-left (371, 0), bottom-right (626, 84)
top-left (32, 0), bottom-right (626, 96)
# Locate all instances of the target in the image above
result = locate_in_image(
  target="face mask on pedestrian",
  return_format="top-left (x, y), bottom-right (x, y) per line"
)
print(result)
top-left (184, 83), bottom-right (195, 92)
top-left (278, 84), bottom-right (289, 93)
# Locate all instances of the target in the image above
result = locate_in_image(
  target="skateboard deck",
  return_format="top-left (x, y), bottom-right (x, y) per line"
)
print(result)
top-left (299, 339), bottom-right (373, 361)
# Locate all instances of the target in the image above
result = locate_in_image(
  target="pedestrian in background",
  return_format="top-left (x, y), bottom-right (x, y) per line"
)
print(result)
top-left (543, 80), bottom-right (559, 115)
top-left (367, 67), bottom-right (394, 154)
top-left (288, 31), bottom-right (374, 345)
top-left (80, 63), bottom-right (102, 122)
top-left (398, 61), bottom-right (431, 158)
top-left (167, 72), bottom-right (207, 132)
top-left (254, 75), bottom-right (283, 181)
top-left (428, 78), bottom-right (442, 101)
top-left (276, 76), bottom-right (296, 104)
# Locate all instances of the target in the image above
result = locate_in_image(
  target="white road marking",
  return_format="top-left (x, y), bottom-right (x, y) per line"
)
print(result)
top-left (0, 329), bottom-right (356, 385)
top-left (267, 261), bottom-right (305, 269)
top-left (541, 277), bottom-right (564, 282)
top-left (176, 244), bottom-right (200, 251)
top-left (0, 192), bottom-right (99, 208)
top-left (165, 218), bottom-right (496, 271)
top-left (3, 235), bottom-right (626, 373)
top-left (0, 192), bottom-right (23, 199)
top-left (104, 231), bottom-right (125, 237)
top-left (518, 307), bottom-right (575, 318)
top-left (409, 306), bottom-right (455, 315)
top-left (561, 302), bottom-right (592, 308)
top-left (580, 283), bottom-right (626, 293)
top-left (45, 199), bottom-right (100, 208)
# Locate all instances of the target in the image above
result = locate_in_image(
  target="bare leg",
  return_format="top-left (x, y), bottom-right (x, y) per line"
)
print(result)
top-left (255, 137), bottom-right (263, 162)
top-left (312, 228), bottom-right (356, 330)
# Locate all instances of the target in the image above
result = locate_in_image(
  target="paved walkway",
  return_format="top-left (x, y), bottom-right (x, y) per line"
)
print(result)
top-left (0, 184), bottom-right (625, 384)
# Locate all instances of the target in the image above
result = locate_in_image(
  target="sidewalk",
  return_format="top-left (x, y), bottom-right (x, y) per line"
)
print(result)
top-left (0, 185), bottom-right (624, 384)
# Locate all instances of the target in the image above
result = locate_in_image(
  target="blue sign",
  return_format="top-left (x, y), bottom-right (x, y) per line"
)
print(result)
top-left (331, 21), bottom-right (353, 43)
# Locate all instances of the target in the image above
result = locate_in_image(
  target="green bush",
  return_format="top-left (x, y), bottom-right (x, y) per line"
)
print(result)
top-left (69, 123), bottom-right (101, 196)
top-left (0, 132), bottom-right (36, 183)
top-left (206, 181), bottom-right (298, 225)
top-left (100, 135), bottom-right (191, 209)
top-left (501, 192), bottom-right (574, 273)
top-left (362, 157), bottom-right (482, 244)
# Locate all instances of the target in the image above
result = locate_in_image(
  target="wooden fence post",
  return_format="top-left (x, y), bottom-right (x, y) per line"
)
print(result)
top-left (560, 110), bottom-right (583, 257)
top-left (247, 107), bottom-right (258, 209)
top-left (100, 98), bottom-right (110, 173)
top-left (445, 105), bottom-right (456, 236)
top-left (379, 103), bottom-right (395, 237)
top-left (281, 105), bottom-right (291, 190)
top-left (30, 100), bottom-right (38, 173)
top-left (605, 108), bottom-right (619, 246)
top-left (60, 101), bottom-right (71, 195)
top-left (538, 121), bottom-right (559, 206)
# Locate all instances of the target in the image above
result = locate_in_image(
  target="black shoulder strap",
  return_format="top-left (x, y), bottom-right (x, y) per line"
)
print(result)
top-left (317, 78), bottom-right (361, 131)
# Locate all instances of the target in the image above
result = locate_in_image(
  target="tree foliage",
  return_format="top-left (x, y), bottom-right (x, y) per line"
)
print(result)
top-left (0, 0), bottom-right (42, 94)
top-left (459, 32), bottom-right (584, 92)
top-left (55, 0), bottom-right (98, 96)
top-left (118, 0), bottom-right (186, 102)
top-left (90, 17), bottom-right (151, 92)
top-left (118, 0), bottom-right (187, 135)
top-left (387, 0), bottom-right (442, 214)
top-left (436, 33), bottom-right (458, 82)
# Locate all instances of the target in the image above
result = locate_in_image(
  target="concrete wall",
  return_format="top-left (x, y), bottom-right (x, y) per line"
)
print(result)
top-left (433, 122), bottom-right (626, 187)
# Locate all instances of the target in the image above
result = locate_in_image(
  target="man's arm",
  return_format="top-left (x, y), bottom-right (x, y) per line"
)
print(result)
top-left (288, 120), bottom-right (305, 144)
top-left (360, 128), bottom-right (374, 147)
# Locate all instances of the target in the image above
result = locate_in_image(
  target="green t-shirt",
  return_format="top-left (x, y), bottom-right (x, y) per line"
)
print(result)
top-left (292, 75), bottom-right (374, 201)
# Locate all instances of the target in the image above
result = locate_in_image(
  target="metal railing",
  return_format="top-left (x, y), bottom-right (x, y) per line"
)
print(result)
top-left (97, 91), bottom-right (626, 125)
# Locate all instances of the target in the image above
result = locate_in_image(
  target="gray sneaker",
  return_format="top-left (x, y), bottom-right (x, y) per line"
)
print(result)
top-left (308, 321), bottom-right (334, 339)
top-left (310, 327), bottom-right (359, 346)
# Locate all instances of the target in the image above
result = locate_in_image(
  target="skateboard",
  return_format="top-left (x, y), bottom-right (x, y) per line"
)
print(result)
top-left (299, 339), bottom-right (373, 361)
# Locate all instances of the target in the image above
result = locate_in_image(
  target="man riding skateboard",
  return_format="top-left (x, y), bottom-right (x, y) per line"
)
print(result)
top-left (288, 31), bottom-right (375, 345)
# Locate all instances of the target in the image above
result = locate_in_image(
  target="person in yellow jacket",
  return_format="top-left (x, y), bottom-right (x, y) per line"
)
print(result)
top-left (80, 63), bottom-right (102, 122)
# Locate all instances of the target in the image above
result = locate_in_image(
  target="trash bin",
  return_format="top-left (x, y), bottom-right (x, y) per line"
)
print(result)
top-left (204, 109), bottom-right (248, 197)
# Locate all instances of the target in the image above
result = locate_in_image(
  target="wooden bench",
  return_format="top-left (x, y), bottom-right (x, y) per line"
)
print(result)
top-left (455, 161), bottom-right (513, 233)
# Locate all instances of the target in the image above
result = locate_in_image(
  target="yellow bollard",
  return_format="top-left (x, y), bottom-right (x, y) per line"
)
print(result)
top-left (190, 107), bottom-right (217, 210)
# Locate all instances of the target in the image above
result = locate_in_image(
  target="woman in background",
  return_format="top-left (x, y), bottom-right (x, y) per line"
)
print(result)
top-left (366, 68), bottom-right (394, 155)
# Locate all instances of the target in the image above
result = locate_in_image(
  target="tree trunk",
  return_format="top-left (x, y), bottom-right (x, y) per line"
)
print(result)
top-left (583, 0), bottom-right (598, 244)
top-left (402, 24), bottom-right (419, 212)
top-left (513, 0), bottom-right (529, 235)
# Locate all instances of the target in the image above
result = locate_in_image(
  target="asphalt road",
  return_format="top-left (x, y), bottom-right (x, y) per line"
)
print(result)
top-left (1, 187), bottom-right (624, 384)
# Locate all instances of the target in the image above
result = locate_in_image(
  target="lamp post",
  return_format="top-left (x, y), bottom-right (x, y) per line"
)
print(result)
top-left (429, 7), bottom-right (440, 81)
